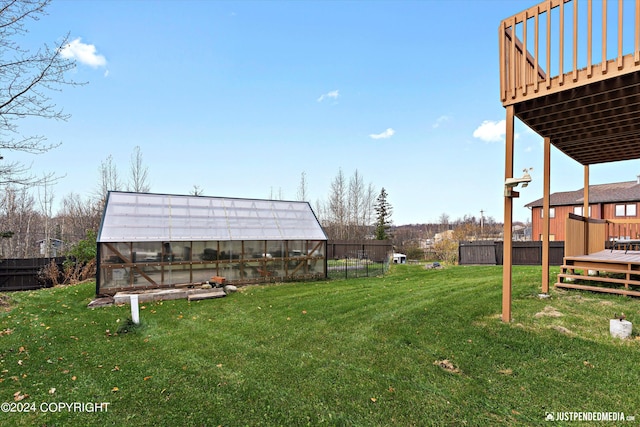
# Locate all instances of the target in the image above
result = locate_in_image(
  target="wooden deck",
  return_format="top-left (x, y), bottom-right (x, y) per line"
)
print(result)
top-left (557, 250), bottom-right (640, 297)
top-left (500, 0), bottom-right (640, 165)
top-left (499, 1), bottom-right (640, 317)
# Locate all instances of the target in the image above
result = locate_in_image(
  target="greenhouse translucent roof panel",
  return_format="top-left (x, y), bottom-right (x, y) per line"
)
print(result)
top-left (98, 192), bottom-right (328, 242)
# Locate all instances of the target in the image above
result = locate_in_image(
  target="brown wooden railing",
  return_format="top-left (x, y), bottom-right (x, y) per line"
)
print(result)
top-left (500, 0), bottom-right (640, 105)
top-left (606, 218), bottom-right (640, 240)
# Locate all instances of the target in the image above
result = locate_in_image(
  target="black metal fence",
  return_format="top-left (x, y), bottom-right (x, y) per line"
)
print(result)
top-left (458, 241), bottom-right (565, 266)
top-left (327, 258), bottom-right (389, 279)
top-left (0, 257), bottom-right (65, 292)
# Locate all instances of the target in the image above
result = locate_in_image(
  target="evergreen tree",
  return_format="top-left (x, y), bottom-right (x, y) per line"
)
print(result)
top-left (374, 187), bottom-right (393, 240)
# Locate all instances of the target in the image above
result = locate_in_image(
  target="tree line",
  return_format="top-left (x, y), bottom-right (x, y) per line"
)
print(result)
top-left (0, 158), bottom-right (395, 258)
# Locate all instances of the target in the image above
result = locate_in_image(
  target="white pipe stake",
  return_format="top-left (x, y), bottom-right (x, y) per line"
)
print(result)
top-left (130, 294), bottom-right (140, 325)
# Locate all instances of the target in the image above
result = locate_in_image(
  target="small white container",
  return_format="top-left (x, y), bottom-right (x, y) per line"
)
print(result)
top-left (610, 319), bottom-right (632, 339)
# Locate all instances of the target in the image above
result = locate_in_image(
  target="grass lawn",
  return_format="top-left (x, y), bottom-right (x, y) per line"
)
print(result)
top-left (0, 264), bottom-right (638, 426)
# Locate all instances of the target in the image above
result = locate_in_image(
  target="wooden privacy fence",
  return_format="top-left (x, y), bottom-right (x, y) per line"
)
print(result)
top-left (459, 241), bottom-right (565, 266)
top-left (0, 257), bottom-right (65, 291)
top-left (326, 240), bottom-right (393, 262)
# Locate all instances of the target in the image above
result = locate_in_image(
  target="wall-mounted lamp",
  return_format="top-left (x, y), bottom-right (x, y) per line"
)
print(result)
top-left (504, 168), bottom-right (532, 197)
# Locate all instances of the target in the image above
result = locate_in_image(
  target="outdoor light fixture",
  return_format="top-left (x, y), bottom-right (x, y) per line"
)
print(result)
top-left (504, 168), bottom-right (532, 197)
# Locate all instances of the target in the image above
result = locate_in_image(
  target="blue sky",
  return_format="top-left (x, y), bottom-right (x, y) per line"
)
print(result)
top-left (13, 0), bottom-right (640, 225)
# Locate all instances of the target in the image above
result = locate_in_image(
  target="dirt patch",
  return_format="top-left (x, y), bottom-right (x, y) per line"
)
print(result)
top-left (0, 294), bottom-right (12, 312)
top-left (534, 305), bottom-right (563, 318)
top-left (434, 359), bottom-right (461, 374)
top-left (550, 325), bottom-right (572, 334)
top-left (88, 297), bottom-right (114, 308)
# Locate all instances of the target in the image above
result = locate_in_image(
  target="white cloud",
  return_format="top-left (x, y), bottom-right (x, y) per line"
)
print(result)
top-left (317, 89), bottom-right (339, 102)
top-left (432, 115), bottom-right (451, 129)
top-left (60, 38), bottom-right (107, 68)
top-left (369, 128), bottom-right (395, 140)
top-left (472, 120), bottom-right (506, 142)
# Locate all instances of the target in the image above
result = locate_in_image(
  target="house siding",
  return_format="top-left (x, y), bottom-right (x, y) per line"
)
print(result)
top-left (530, 202), bottom-right (640, 241)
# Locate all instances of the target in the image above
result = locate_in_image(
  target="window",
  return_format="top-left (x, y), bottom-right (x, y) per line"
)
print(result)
top-left (615, 204), bottom-right (637, 217)
top-left (573, 206), bottom-right (592, 217)
top-left (539, 234), bottom-right (556, 241)
top-left (540, 208), bottom-right (555, 218)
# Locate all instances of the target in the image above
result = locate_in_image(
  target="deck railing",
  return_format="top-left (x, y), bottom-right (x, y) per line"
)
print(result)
top-left (605, 218), bottom-right (640, 240)
top-left (500, 0), bottom-right (640, 105)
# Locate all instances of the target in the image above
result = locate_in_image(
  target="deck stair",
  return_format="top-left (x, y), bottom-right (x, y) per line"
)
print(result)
top-left (556, 251), bottom-right (640, 297)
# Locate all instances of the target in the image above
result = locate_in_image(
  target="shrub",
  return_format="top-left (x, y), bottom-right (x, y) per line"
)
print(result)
top-left (432, 238), bottom-right (458, 264)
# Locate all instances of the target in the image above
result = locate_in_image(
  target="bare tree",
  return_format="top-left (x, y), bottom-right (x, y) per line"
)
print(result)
top-left (37, 174), bottom-right (55, 256)
top-left (96, 155), bottom-right (122, 203)
top-left (0, 0), bottom-right (82, 186)
top-left (363, 182), bottom-right (377, 235)
top-left (347, 170), bottom-right (362, 237)
top-left (0, 185), bottom-right (38, 258)
top-left (317, 169), bottom-right (379, 240)
top-left (314, 198), bottom-right (325, 224)
top-left (296, 171), bottom-right (308, 202)
top-left (269, 186), bottom-right (283, 200)
top-left (438, 213), bottom-right (450, 231)
top-left (57, 192), bottom-right (101, 244)
top-left (327, 168), bottom-right (347, 239)
top-left (128, 146), bottom-right (150, 192)
top-left (190, 185), bottom-right (204, 196)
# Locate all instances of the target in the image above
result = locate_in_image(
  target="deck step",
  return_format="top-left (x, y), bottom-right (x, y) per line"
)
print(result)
top-left (558, 273), bottom-right (640, 287)
top-left (187, 289), bottom-right (226, 301)
top-left (560, 265), bottom-right (639, 276)
top-left (555, 281), bottom-right (640, 297)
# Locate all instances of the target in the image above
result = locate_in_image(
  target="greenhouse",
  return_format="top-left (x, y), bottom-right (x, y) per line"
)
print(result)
top-left (96, 192), bottom-right (327, 295)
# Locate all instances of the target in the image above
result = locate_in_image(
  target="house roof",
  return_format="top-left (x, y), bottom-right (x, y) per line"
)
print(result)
top-left (98, 192), bottom-right (327, 242)
top-left (525, 180), bottom-right (640, 208)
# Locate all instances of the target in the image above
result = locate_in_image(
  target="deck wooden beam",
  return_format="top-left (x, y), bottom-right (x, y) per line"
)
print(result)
top-left (542, 138), bottom-right (551, 294)
top-left (583, 166), bottom-right (590, 251)
top-left (502, 105), bottom-right (515, 322)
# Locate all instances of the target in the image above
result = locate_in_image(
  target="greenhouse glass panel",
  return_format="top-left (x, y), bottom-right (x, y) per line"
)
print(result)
top-left (132, 242), bottom-right (162, 262)
top-left (99, 192), bottom-right (326, 242)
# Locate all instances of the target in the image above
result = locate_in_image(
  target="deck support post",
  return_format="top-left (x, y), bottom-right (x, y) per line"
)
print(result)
top-left (584, 165), bottom-right (590, 251)
top-left (542, 137), bottom-right (551, 293)
top-left (502, 105), bottom-right (515, 322)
